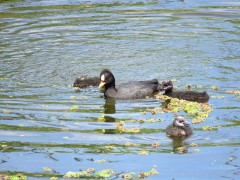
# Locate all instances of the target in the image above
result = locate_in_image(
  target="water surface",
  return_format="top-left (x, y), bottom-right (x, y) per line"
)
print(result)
top-left (0, 0), bottom-right (240, 179)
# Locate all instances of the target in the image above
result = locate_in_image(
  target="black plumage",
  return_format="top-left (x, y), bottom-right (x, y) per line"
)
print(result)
top-left (159, 80), bottom-right (209, 103)
top-left (98, 69), bottom-right (161, 99)
top-left (73, 76), bottom-right (99, 88)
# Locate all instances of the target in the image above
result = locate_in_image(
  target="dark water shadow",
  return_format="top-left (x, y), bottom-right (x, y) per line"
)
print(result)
top-left (102, 99), bottom-right (116, 134)
top-left (170, 137), bottom-right (189, 154)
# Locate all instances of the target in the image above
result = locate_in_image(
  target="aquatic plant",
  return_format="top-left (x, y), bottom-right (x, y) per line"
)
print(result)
top-left (151, 142), bottom-right (160, 148)
top-left (124, 142), bottom-right (138, 147)
top-left (63, 168), bottom-right (96, 178)
top-left (95, 159), bottom-right (107, 163)
top-left (201, 126), bottom-right (218, 131)
top-left (138, 150), bottom-right (149, 155)
top-left (153, 94), bottom-right (212, 124)
top-left (2, 109), bottom-right (10, 114)
top-left (43, 167), bottom-right (52, 173)
top-left (120, 168), bottom-right (158, 179)
top-left (68, 105), bottom-right (79, 111)
top-left (212, 86), bottom-right (219, 90)
top-left (139, 168), bottom-right (159, 178)
top-left (175, 146), bottom-right (187, 154)
top-left (211, 96), bottom-right (225, 99)
top-left (0, 173), bottom-right (27, 180)
top-left (95, 169), bottom-right (115, 178)
top-left (190, 143), bottom-right (198, 147)
top-left (119, 118), bottom-right (163, 123)
top-left (70, 96), bottom-right (78, 100)
top-left (120, 172), bottom-right (135, 179)
top-left (116, 122), bottom-right (140, 133)
top-left (191, 149), bottom-right (200, 153)
top-left (227, 90), bottom-right (240, 98)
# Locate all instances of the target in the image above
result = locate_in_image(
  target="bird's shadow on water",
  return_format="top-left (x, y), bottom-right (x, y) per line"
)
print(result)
top-left (169, 136), bottom-right (191, 154)
top-left (103, 98), bottom-right (116, 123)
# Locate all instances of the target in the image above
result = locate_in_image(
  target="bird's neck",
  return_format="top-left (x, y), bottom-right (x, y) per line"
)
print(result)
top-left (165, 86), bottom-right (173, 94)
top-left (104, 80), bottom-right (117, 97)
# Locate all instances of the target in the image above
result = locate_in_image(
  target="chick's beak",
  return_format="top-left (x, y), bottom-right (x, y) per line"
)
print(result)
top-left (98, 81), bottom-right (106, 88)
top-left (183, 122), bottom-right (189, 127)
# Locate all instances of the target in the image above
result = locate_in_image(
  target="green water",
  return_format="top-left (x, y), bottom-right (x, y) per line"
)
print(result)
top-left (0, 0), bottom-right (240, 179)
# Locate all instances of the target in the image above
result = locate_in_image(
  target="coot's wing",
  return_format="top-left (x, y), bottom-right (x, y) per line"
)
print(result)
top-left (115, 79), bottom-right (160, 99)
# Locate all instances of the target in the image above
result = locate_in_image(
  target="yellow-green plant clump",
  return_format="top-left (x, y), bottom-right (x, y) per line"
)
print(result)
top-left (153, 94), bottom-right (212, 124)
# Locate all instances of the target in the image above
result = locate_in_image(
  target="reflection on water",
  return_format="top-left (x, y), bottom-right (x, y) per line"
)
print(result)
top-left (103, 99), bottom-right (116, 122)
top-left (171, 137), bottom-right (188, 154)
top-left (0, 0), bottom-right (240, 179)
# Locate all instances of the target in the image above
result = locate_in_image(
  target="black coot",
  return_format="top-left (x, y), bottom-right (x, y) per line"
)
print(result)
top-left (98, 69), bottom-right (161, 99)
top-left (159, 80), bottom-right (209, 103)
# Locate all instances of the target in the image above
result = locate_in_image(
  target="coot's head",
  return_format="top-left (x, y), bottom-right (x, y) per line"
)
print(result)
top-left (173, 116), bottom-right (189, 128)
top-left (159, 80), bottom-right (173, 91)
top-left (98, 69), bottom-right (115, 88)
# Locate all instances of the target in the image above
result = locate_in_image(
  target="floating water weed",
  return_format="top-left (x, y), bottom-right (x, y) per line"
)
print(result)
top-left (70, 96), bottom-right (78, 100)
top-left (43, 167), bottom-right (52, 173)
top-left (95, 169), bottom-right (115, 178)
top-left (120, 168), bottom-right (158, 179)
top-left (146, 118), bottom-right (163, 123)
top-left (1, 144), bottom-right (8, 149)
top-left (87, 168), bottom-right (95, 173)
top-left (116, 122), bottom-right (140, 133)
top-left (0, 173), bottom-right (27, 180)
top-left (124, 142), bottom-right (138, 147)
top-left (2, 109), bottom-right (10, 114)
top-left (50, 177), bottom-right (58, 180)
top-left (201, 126), bottom-right (218, 131)
top-left (123, 118), bottom-right (163, 124)
top-left (68, 105), bottom-right (78, 111)
top-left (227, 90), bottom-right (240, 98)
top-left (104, 145), bottom-right (115, 150)
top-left (153, 94), bottom-right (212, 124)
top-left (151, 142), bottom-right (160, 148)
top-left (98, 116), bottom-right (106, 122)
top-left (138, 150), bottom-right (149, 155)
top-left (95, 159), bottom-right (107, 163)
top-left (190, 143), bottom-right (198, 147)
top-left (120, 172), bottom-right (134, 179)
top-left (184, 84), bottom-right (192, 89)
top-left (191, 149), bottom-right (200, 153)
top-left (81, 96), bottom-right (88, 100)
top-left (211, 96), bottom-right (225, 99)
top-left (150, 168), bottom-right (159, 175)
top-left (139, 168), bottom-right (159, 178)
top-left (212, 86), bottom-right (219, 90)
top-left (175, 146), bottom-right (187, 154)
top-left (64, 168), bottom-right (95, 178)
top-left (138, 119), bottom-right (145, 124)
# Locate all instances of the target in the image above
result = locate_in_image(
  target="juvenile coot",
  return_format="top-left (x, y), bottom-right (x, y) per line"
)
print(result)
top-left (166, 116), bottom-right (192, 137)
top-left (159, 80), bottom-right (209, 103)
top-left (98, 69), bottom-right (161, 99)
top-left (73, 76), bottom-right (99, 88)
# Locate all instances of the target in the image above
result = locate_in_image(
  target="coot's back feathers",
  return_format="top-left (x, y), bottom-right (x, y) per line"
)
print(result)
top-left (99, 69), bottom-right (161, 99)
top-left (73, 76), bottom-right (99, 88)
top-left (160, 80), bottom-right (209, 103)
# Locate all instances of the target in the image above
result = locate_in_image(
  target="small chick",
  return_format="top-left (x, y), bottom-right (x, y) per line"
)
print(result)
top-left (166, 116), bottom-right (192, 137)
top-left (73, 76), bottom-right (99, 88)
top-left (159, 80), bottom-right (209, 103)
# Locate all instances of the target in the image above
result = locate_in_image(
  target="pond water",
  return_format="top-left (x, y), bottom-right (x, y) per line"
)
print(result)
top-left (0, 0), bottom-right (240, 179)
